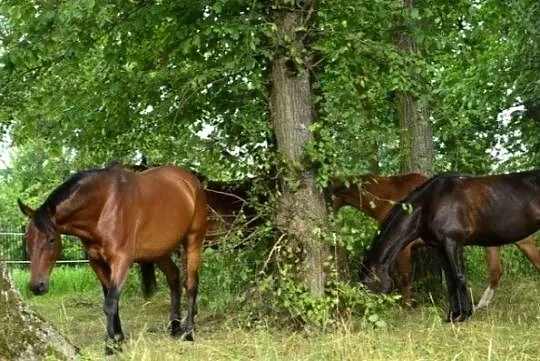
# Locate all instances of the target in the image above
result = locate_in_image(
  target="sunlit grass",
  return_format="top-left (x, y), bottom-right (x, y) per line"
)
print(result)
top-left (9, 263), bottom-right (539, 361)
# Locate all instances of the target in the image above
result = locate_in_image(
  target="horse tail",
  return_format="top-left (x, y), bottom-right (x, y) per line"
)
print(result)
top-left (139, 262), bottom-right (157, 298)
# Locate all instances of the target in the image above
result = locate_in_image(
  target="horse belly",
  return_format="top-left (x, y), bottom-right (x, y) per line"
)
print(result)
top-left (132, 209), bottom-right (192, 261)
top-left (133, 240), bottom-right (181, 261)
top-left (466, 220), bottom-right (540, 247)
top-left (430, 199), bottom-right (539, 247)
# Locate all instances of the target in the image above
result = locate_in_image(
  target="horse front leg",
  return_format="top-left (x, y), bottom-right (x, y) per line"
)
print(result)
top-left (437, 249), bottom-right (460, 322)
top-left (103, 256), bottom-right (131, 354)
top-left (442, 239), bottom-right (472, 322)
top-left (155, 256), bottom-right (182, 337)
top-left (395, 243), bottom-right (414, 307)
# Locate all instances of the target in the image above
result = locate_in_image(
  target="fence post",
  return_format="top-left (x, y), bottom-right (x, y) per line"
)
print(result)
top-left (20, 225), bottom-right (27, 261)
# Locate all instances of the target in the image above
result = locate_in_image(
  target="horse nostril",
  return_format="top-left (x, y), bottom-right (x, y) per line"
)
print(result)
top-left (30, 281), bottom-right (47, 295)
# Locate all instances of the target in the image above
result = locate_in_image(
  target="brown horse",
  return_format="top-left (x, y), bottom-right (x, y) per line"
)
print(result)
top-left (18, 163), bottom-right (207, 353)
top-left (130, 162), bottom-right (264, 248)
top-left (359, 170), bottom-right (540, 321)
top-left (333, 173), bottom-right (540, 308)
top-left (200, 177), bottom-right (263, 248)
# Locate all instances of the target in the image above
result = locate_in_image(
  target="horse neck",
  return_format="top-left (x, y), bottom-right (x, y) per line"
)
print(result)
top-left (366, 205), bottom-right (421, 268)
top-left (337, 174), bottom-right (397, 222)
top-left (361, 179), bottom-right (396, 222)
top-left (332, 176), bottom-right (374, 212)
top-left (54, 182), bottom-right (108, 239)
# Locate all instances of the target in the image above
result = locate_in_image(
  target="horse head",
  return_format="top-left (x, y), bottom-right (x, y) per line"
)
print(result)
top-left (18, 199), bottom-right (61, 295)
top-left (360, 260), bottom-right (394, 294)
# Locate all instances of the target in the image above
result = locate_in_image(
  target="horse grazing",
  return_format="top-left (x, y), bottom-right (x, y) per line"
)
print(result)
top-left (332, 173), bottom-right (427, 305)
top-left (333, 173), bottom-right (540, 308)
top-left (359, 170), bottom-right (540, 321)
top-left (18, 163), bottom-right (207, 353)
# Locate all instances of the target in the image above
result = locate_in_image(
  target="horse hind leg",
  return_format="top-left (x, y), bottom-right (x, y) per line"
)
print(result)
top-left (515, 236), bottom-right (540, 271)
top-left (181, 231), bottom-right (204, 341)
top-left (475, 247), bottom-right (501, 310)
top-left (155, 256), bottom-right (182, 337)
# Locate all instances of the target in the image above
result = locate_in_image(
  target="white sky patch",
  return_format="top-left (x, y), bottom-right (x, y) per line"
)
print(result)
top-left (0, 132), bottom-right (12, 169)
top-left (488, 105), bottom-right (525, 167)
top-left (197, 123), bottom-right (215, 139)
top-left (140, 104), bottom-right (154, 115)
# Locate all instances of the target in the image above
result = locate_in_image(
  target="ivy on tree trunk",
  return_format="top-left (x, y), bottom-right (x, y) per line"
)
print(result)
top-left (270, 5), bottom-right (329, 297)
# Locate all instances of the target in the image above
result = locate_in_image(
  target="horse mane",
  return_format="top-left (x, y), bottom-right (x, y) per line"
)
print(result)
top-left (378, 173), bottom-right (459, 226)
top-left (33, 168), bottom-right (105, 234)
top-left (363, 172), bottom-right (459, 261)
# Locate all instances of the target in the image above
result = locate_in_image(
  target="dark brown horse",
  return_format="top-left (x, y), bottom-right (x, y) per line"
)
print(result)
top-left (18, 163), bottom-right (207, 353)
top-left (359, 170), bottom-right (540, 321)
top-left (333, 173), bottom-right (540, 308)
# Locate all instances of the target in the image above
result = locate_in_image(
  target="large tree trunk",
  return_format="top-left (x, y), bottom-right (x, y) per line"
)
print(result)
top-left (393, 0), bottom-right (434, 175)
top-left (0, 261), bottom-right (78, 361)
top-left (392, 0), bottom-right (441, 287)
top-left (270, 6), bottom-right (329, 297)
top-left (396, 94), bottom-right (434, 175)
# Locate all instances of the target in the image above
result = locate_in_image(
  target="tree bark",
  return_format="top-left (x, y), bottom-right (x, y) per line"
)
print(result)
top-left (270, 7), bottom-right (329, 297)
top-left (396, 94), bottom-right (434, 175)
top-left (393, 0), bottom-right (434, 176)
top-left (0, 261), bottom-right (78, 361)
top-left (392, 0), bottom-right (441, 285)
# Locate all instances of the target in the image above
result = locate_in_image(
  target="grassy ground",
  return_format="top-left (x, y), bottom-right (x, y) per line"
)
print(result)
top-left (10, 266), bottom-right (540, 361)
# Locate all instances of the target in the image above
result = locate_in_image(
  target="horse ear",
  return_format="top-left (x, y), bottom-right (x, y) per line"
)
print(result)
top-left (17, 199), bottom-right (35, 218)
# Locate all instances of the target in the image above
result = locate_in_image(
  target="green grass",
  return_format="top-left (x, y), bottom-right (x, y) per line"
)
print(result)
top-left (8, 265), bottom-right (540, 361)
top-left (10, 264), bottom-right (148, 299)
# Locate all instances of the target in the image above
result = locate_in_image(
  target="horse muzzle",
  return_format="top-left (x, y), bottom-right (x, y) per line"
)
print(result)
top-left (29, 280), bottom-right (49, 295)
top-left (361, 273), bottom-right (393, 294)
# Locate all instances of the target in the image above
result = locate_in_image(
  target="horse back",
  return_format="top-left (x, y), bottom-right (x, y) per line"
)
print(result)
top-left (118, 166), bottom-right (207, 259)
top-left (137, 165), bottom-right (207, 226)
top-left (426, 171), bottom-right (540, 246)
top-left (362, 173), bottom-right (427, 222)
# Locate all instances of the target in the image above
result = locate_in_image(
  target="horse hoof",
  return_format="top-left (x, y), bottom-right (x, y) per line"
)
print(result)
top-left (445, 312), bottom-right (470, 323)
top-left (170, 325), bottom-right (194, 341)
top-left (104, 342), bottom-right (122, 355)
top-left (104, 334), bottom-right (124, 355)
top-left (180, 329), bottom-right (194, 342)
top-left (170, 320), bottom-right (183, 338)
top-left (402, 298), bottom-right (417, 309)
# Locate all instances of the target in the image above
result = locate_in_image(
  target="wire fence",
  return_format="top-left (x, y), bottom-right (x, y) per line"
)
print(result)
top-left (0, 225), bottom-right (88, 265)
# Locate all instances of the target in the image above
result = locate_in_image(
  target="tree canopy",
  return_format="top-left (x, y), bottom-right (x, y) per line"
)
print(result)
top-left (1, 1), bottom-right (537, 176)
top-left (0, 0), bottom-right (537, 225)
